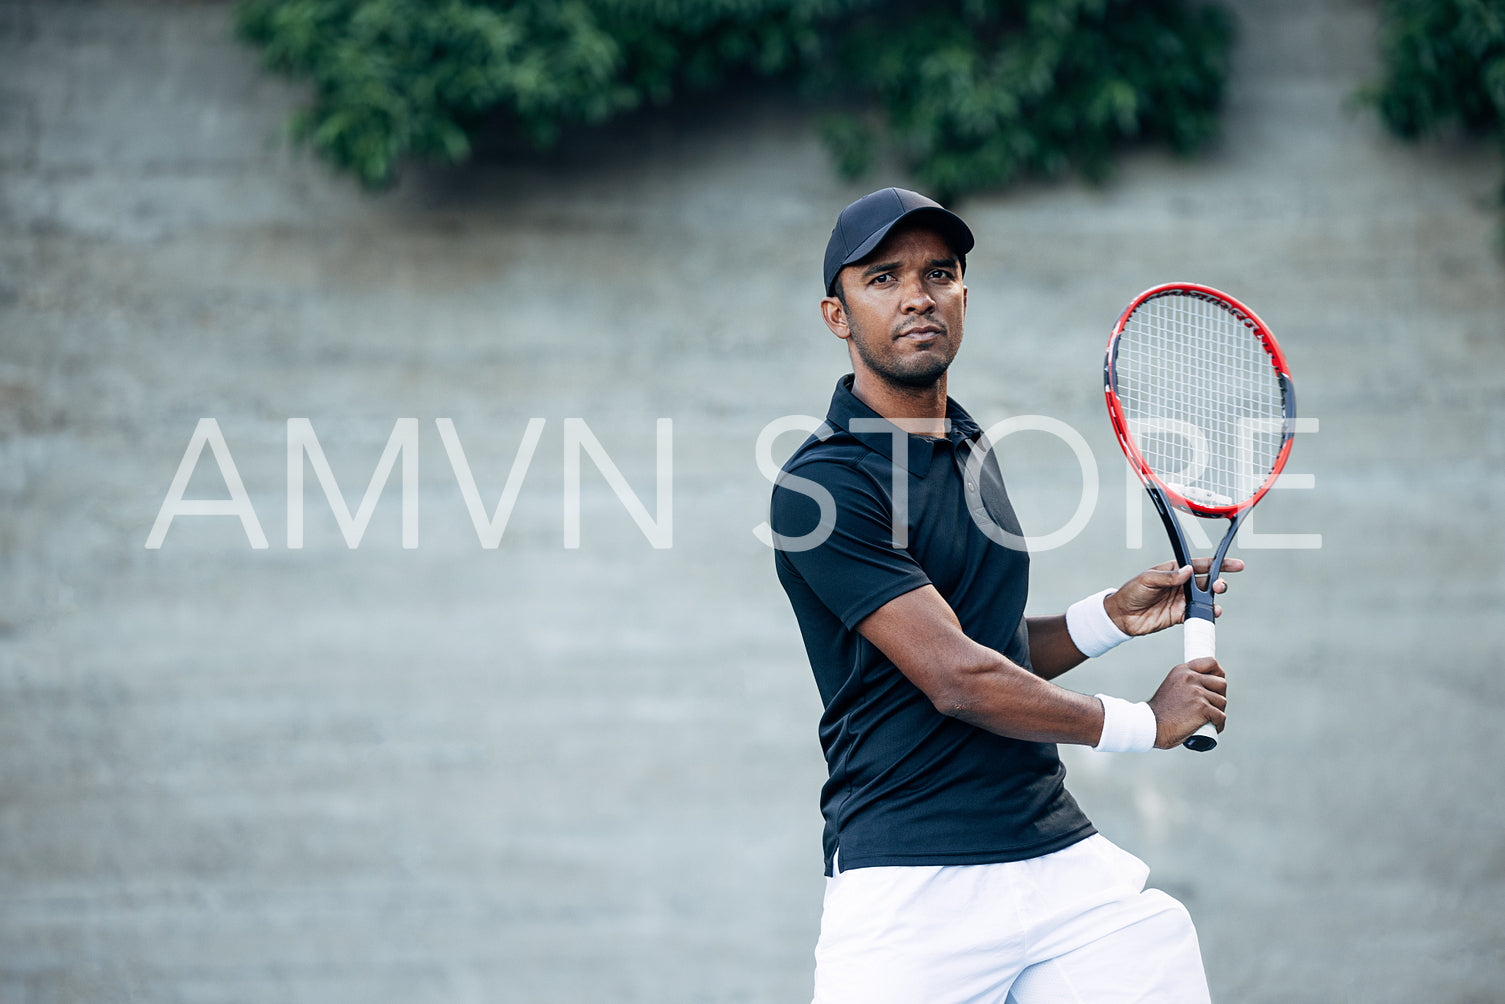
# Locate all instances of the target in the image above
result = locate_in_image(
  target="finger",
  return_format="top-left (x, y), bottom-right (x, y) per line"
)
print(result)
top-left (1142, 562), bottom-right (1192, 583)
top-left (1143, 565), bottom-right (1190, 587)
top-left (1132, 566), bottom-right (1193, 600)
top-left (1184, 656), bottom-right (1225, 677)
top-left (1167, 564), bottom-right (1194, 586)
top-left (1193, 560), bottom-right (1243, 593)
top-left (1180, 702), bottom-right (1227, 741)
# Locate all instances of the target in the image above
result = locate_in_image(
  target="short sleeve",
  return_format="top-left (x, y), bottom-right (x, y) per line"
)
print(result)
top-left (770, 459), bottom-right (931, 630)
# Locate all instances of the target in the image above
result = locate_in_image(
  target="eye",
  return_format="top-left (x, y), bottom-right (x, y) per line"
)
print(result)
top-left (870, 272), bottom-right (894, 285)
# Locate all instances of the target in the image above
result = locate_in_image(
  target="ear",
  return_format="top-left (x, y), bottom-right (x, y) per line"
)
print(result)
top-left (820, 296), bottom-right (851, 341)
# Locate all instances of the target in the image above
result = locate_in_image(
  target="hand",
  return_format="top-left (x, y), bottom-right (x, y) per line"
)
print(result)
top-left (1103, 558), bottom-right (1244, 637)
top-left (1147, 657), bottom-right (1228, 749)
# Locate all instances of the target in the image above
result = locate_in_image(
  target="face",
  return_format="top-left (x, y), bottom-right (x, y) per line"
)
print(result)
top-left (822, 225), bottom-right (967, 390)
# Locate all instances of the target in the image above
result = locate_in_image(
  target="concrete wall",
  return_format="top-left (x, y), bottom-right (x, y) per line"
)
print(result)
top-left (2, 1), bottom-right (1503, 1001)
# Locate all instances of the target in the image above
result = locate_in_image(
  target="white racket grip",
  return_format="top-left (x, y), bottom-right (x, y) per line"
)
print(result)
top-left (1183, 616), bottom-right (1215, 661)
top-left (1182, 617), bottom-right (1218, 751)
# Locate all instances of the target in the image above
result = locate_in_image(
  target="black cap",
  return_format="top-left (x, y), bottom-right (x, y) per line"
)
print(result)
top-left (822, 187), bottom-right (974, 296)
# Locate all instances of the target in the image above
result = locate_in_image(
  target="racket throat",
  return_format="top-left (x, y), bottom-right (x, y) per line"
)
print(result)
top-left (1185, 594), bottom-right (1217, 624)
top-left (1148, 486), bottom-right (1249, 620)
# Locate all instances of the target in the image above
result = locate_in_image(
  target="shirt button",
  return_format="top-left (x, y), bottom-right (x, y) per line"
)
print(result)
top-left (967, 482), bottom-right (977, 492)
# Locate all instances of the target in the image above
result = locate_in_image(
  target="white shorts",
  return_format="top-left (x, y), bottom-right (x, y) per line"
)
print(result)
top-left (812, 835), bottom-right (1210, 1004)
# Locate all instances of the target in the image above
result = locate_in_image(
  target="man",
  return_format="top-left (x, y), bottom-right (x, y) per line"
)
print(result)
top-left (769, 187), bottom-right (1238, 1003)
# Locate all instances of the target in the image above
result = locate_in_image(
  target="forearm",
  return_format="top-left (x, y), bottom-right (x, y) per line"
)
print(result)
top-left (933, 645), bottom-right (1105, 746)
top-left (1025, 615), bottom-right (1088, 681)
top-left (857, 585), bottom-right (1109, 747)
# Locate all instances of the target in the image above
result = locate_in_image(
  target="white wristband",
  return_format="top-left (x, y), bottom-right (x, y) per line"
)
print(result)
top-left (1066, 588), bottom-right (1131, 658)
top-left (1093, 694), bottom-right (1158, 753)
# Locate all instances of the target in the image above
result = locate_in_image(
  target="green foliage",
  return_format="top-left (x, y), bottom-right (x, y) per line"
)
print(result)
top-left (819, 0), bottom-right (1235, 200)
top-left (1366, 0), bottom-right (1505, 240)
top-left (235, 0), bottom-right (1235, 197)
top-left (236, 0), bottom-right (632, 186)
top-left (1368, 0), bottom-right (1505, 141)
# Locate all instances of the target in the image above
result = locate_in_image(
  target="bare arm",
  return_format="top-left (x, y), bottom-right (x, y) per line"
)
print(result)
top-left (858, 586), bottom-right (1106, 746)
top-left (1024, 614), bottom-right (1087, 682)
top-left (859, 584), bottom-right (1228, 748)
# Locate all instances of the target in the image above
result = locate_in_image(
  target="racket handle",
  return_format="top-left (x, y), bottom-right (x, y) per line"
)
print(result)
top-left (1182, 616), bottom-right (1218, 752)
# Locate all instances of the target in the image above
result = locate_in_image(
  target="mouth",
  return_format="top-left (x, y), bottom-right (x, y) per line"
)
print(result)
top-left (897, 326), bottom-right (945, 343)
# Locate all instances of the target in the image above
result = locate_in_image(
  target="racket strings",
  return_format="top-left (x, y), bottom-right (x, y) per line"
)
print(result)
top-left (1114, 291), bottom-right (1286, 508)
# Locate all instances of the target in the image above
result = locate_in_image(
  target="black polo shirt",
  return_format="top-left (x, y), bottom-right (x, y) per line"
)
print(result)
top-left (771, 376), bottom-right (1094, 875)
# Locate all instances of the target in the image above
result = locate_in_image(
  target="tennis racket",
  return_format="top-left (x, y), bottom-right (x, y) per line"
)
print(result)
top-left (1104, 283), bottom-right (1296, 751)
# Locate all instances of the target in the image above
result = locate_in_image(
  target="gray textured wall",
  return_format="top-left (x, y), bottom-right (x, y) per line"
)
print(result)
top-left (2, 1), bottom-right (1503, 1001)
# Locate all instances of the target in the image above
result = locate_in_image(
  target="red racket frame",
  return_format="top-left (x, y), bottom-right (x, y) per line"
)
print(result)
top-left (1104, 281), bottom-right (1296, 521)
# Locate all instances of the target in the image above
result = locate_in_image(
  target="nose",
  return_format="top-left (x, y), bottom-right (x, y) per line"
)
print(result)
top-left (900, 274), bottom-right (935, 314)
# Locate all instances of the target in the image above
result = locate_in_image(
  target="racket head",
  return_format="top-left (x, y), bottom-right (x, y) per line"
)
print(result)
top-left (1104, 282), bottom-right (1296, 519)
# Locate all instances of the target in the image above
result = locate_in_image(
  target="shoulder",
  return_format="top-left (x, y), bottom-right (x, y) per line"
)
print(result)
top-left (772, 437), bottom-right (891, 515)
top-left (778, 428), bottom-right (890, 487)
top-left (782, 425), bottom-right (859, 470)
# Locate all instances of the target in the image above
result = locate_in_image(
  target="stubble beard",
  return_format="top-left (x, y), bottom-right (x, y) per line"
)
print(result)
top-left (850, 320), bottom-right (957, 390)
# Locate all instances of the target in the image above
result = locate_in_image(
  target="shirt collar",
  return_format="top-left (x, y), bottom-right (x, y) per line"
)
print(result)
top-left (822, 374), bottom-right (983, 479)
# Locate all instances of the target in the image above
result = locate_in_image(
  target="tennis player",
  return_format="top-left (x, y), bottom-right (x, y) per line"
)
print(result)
top-left (769, 188), bottom-right (1238, 1002)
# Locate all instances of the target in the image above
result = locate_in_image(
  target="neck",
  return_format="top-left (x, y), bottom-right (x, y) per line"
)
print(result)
top-left (850, 371), bottom-right (949, 437)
